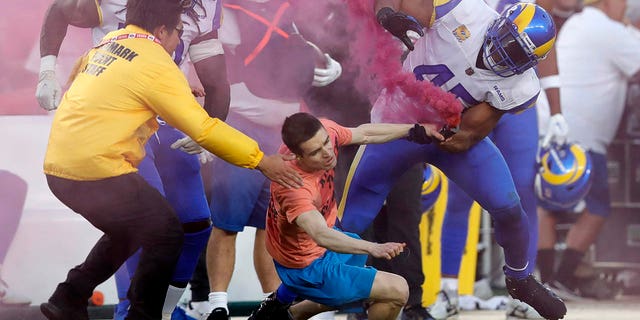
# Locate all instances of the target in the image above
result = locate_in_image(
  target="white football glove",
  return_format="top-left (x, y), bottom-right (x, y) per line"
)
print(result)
top-left (170, 136), bottom-right (206, 155)
top-left (312, 54), bottom-right (342, 87)
top-left (542, 113), bottom-right (569, 148)
top-left (36, 55), bottom-right (62, 111)
top-left (197, 150), bottom-right (214, 164)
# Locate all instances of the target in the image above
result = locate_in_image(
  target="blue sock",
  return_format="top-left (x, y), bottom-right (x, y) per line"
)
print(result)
top-left (171, 226), bottom-right (212, 283)
top-left (275, 285), bottom-right (297, 304)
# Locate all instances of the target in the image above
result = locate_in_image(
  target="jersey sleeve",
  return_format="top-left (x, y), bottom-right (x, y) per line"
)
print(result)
top-left (486, 68), bottom-right (540, 113)
top-left (143, 60), bottom-right (263, 169)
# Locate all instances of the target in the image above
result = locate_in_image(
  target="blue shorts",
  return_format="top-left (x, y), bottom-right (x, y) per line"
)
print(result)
top-left (274, 232), bottom-right (377, 307)
top-left (210, 160), bottom-right (270, 231)
top-left (209, 113), bottom-right (281, 232)
top-left (583, 152), bottom-right (611, 217)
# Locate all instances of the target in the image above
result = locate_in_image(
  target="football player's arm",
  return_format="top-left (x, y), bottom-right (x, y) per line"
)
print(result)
top-left (295, 210), bottom-right (406, 259)
top-left (437, 102), bottom-right (504, 153)
top-left (191, 31), bottom-right (231, 121)
top-left (374, 0), bottom-right (425, 51)
top-left (348, 123), bottom-right (444, 145)
top-left (38, 0), bottom-right (100, 111)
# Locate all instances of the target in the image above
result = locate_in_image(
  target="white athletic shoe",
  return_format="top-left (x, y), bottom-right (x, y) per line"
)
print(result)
top-left (505, 299), bottom-right (543, 319)
top-left (0, 279), bottom-right (31, 306)
top-left (428, 286), bottom-right (459, 320)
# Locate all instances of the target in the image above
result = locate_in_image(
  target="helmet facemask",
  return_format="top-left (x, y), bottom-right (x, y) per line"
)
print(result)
top-left (483, 16), bottom-right (539, 77)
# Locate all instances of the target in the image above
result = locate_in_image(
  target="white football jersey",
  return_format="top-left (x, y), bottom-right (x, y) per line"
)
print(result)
top-left (375, 0), bottom-right (539, 121)
top-left (92, 0), bottom-right (221, 68)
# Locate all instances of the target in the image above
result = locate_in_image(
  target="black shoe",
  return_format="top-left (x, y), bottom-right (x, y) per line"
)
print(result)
top-left (401, 304), bottom-right (435, 320)
top-left (40, 302), bottom-right (88, 320)
top-left (575, 274), bottom-right (622, 300)
top-left (206, 307), bottom-right (229, 320)
top-left (506, 274), bottom-right (567, 320)
top-left (248, 293), bottom-right (291, 320)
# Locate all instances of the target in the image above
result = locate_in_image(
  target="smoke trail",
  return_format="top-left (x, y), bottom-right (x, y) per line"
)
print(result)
top-left (344, 0), bottom-right (462, 127)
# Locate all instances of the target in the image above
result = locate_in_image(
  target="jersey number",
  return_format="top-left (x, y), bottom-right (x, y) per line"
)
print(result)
top-left (413, 64), bottom-right (479, 106)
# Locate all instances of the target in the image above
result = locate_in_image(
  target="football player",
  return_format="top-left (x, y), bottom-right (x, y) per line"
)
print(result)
top-left (338, 1), bottom-right (566, 320)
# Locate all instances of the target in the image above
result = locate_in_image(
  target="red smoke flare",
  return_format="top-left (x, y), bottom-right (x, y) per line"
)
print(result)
top-left (344, 0), bottom-right (462, 127)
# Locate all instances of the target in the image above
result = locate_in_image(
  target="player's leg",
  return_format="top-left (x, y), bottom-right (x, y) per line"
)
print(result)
top-left (338, 140), bottom-right (430, 234)
top-left (154, 125), bottom-right (213, 320)
top-left (430, 138), bottom-right (566, 320)
top-left (428, 179), bottom-right (473, 320)
top-left (493, 107), bottom-right (544, 319)
top-left (431, 138), bottom-right (529, 277)
top-left (205, 157), bottom-right (267, 319)
top-left (249, 183), bottom-right (280, 293)
top-left (365, 164), bottom-right (431, 319)
top-left (493, 108), bottom-right (540, 276)
top-left (553, 151), bottom-right (613, 299)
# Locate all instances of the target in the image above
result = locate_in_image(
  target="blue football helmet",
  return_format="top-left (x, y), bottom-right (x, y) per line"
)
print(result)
top-left (484, 2), bottom-right (556, 77)
top-left (421, 164), bottom-right (444, 211)
top-left (535, 142), bottom-right (593, 211)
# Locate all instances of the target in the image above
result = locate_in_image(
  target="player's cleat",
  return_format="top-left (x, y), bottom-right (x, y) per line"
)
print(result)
top-left (428, 286), bottom-right (459, 320)
top-left (401, 304), bottom-right (436, 320)
top-left (505, 299), bottom-right (543, 319)
top-left (205, 307), bottom-right (228, 320)
top-left (0, 279), bottom-right (31, 306)
top-left (548, 279), bottom-right (590, 302)
top-left (505, 274), bottom-right (566, 320)
top-left (574, 275), bottom-right (621, 300)
top-left (248, 292), bottom-right (292, 320)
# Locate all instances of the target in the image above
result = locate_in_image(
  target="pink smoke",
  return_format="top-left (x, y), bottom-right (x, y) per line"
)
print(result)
top-left (344, 0), bottom-right (462, 127)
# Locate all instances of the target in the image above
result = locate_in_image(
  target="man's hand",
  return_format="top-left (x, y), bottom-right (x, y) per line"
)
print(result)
top-left (376, 7), bottom-right (425, 51)
top-left (542, 113), bottom-right (569, 148)
top-left (369, 242), bottom-right (406, 260)
top-left (407, 124), bottom-right (445, 144)
top-left (36, 70), bottom-right (62, 111)
top-left (257, 154), bottom-right (303, 188)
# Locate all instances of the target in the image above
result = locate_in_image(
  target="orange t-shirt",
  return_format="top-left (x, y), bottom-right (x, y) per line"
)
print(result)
top-left (266, 119), bottom-right (352, 268)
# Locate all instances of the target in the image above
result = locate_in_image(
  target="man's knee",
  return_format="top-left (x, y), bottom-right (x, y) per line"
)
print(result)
top-left (491, 202), bottom-right (524, 226)
top-left (371, 272), bottom-right (409, 306)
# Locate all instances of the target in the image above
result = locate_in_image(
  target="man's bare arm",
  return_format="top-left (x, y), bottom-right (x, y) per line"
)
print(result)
top-left (438, 102), bottom-right (504, 153)
top-left (40, 0), bottom-right (100, 57)
top-left (191, 31), bottom-right (231, 120)
top-left (295, 210), bottom-right (405, 259)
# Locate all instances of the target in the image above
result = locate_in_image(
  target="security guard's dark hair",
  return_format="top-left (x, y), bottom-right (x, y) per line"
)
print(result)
top-left (282, 112), bottom-right (324, 156)
top-left (125, 0), bottom-right (183, 33)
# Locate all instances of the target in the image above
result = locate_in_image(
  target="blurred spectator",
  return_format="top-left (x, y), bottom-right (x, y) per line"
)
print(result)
top-left (537, 0), bottom-right (640, 301)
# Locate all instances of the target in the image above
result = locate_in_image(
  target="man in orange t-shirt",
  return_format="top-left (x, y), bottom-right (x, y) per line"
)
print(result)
top-left (253, 112), bottom-right (443, 320)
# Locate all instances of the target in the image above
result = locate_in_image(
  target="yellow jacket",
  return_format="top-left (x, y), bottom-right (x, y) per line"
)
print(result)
top-left (45, 25), bottom-right (263, 180)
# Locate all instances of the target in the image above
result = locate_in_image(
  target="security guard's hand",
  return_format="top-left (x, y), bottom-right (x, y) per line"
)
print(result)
top-left (376, 7), bottom-right (425, 51)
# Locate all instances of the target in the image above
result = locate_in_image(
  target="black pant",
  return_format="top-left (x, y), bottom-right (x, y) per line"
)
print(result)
top-left (46, 174), bottom-right (184, 320)
top-left (363, 163), bottom-right (425, 306)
